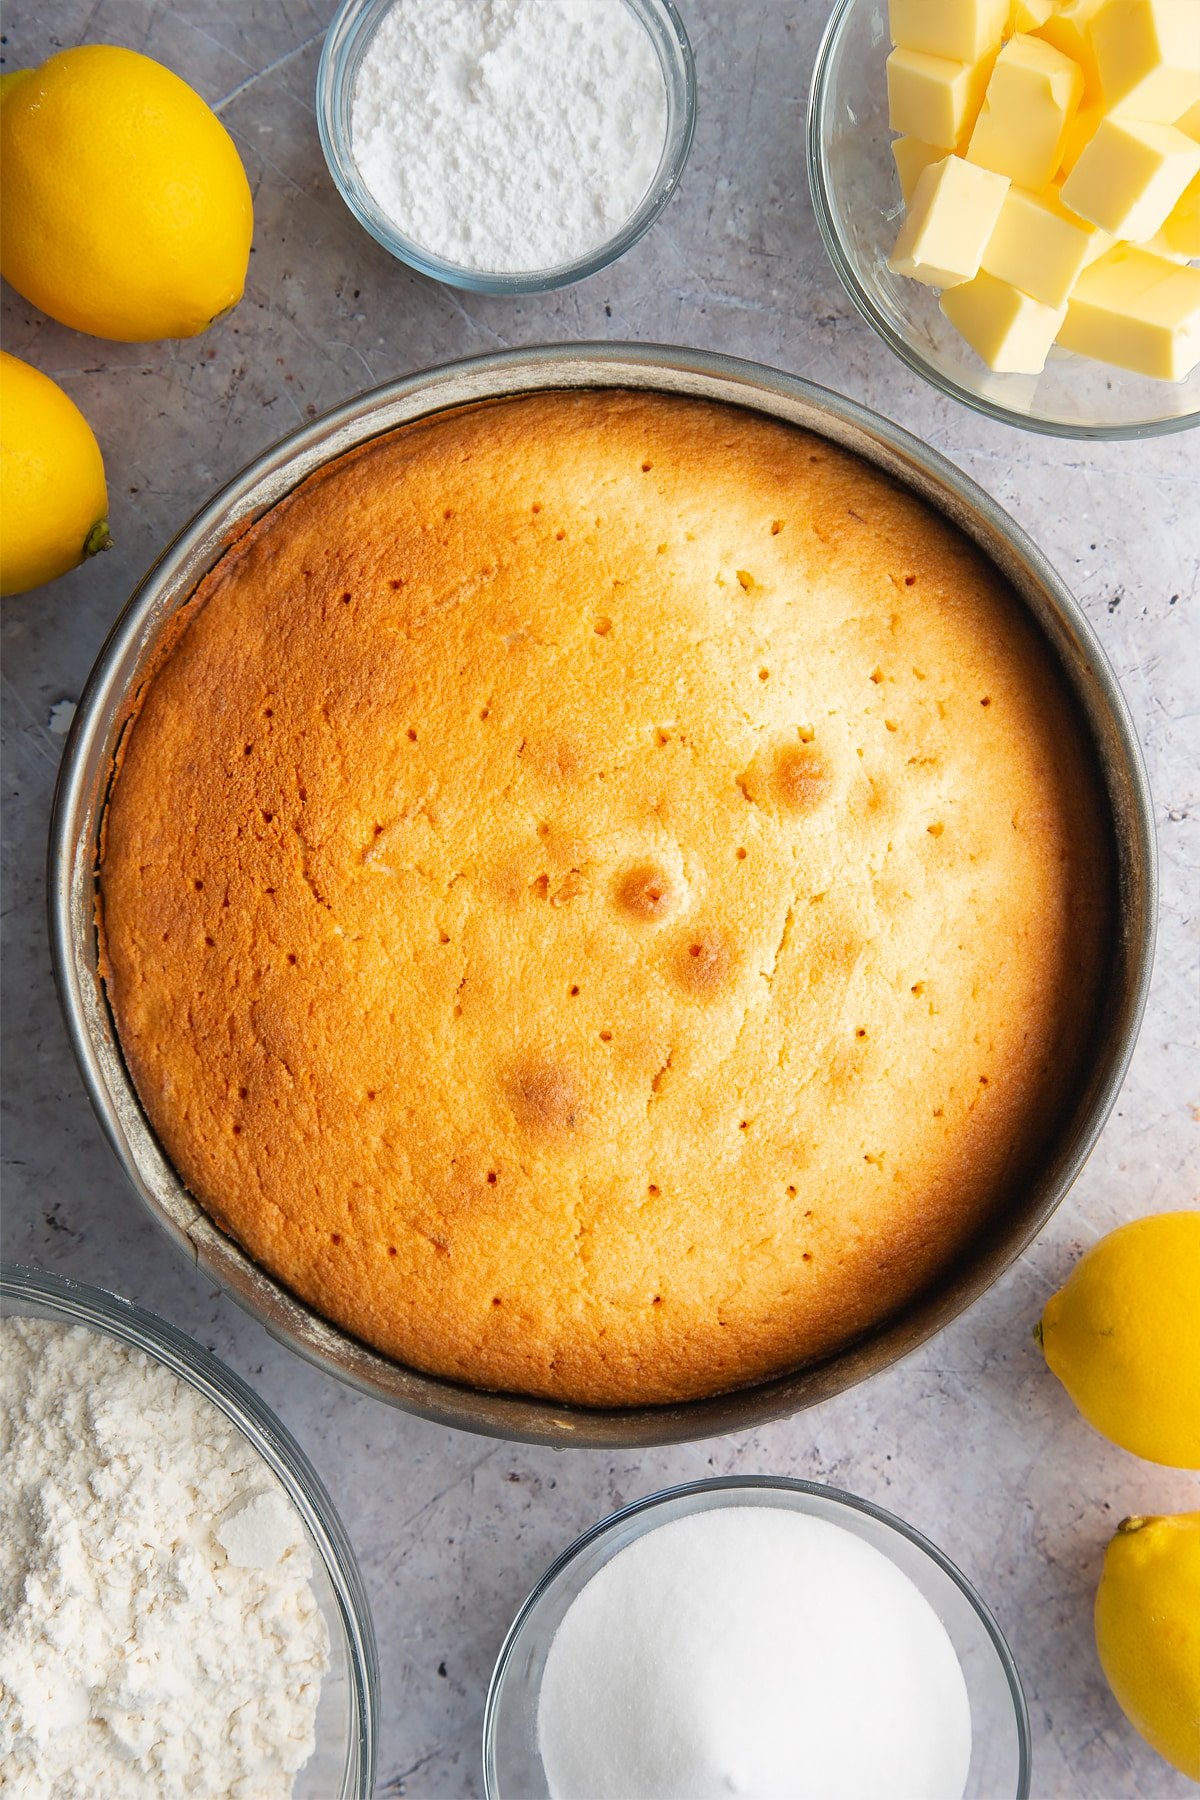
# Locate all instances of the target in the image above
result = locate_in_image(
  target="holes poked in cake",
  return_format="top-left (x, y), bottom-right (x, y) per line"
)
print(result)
top-left (615, 862), bottom-right (676, 923)
top-left (673, 928), bottom-right (738, 1000)
top-left (737, 739), bottom-right (830, 815)
top-left (774, 744), bottom-right (830, 814)
top-left (503, 1056), bottom-right (586, 1139)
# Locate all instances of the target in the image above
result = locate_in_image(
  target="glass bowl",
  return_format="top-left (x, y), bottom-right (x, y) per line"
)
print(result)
top-left (484, 1476), bottom-right (1031, 1799)
top-left (315, 0), bottom-right (696, 294)
top-left (807, 0), bottom-right (1200, 438)
top-left (1, 1264), bottom-right (377, 1800)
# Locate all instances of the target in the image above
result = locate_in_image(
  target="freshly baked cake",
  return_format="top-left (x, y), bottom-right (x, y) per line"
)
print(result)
top-left (99, 391), bottom-right (1111, 1406)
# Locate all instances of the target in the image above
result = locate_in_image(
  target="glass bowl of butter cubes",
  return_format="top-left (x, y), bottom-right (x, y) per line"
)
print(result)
top-left (808, 0), bottom-right (1200, 436)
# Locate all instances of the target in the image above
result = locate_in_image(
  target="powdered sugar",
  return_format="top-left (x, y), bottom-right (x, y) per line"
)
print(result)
top-left (350, 0), bottom-right (669, 273)
top-left (0, 1318), bottom-right (329, 1799)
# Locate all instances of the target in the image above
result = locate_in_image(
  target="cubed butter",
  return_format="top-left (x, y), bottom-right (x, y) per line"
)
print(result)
top-left (1057, 243), bottom-right (1200, 377)
top-left (892, 136), bottom-right (944, 202)
top-left (889, 0), bottom-right (1009, 63)
top-left (982, 185), bottom-right (1112, 305)
top-left (889, 155), bottom-right (1011, 285)
top-left (1089, 0), bottom-right (1200, 123)
top-left (887, 46), bottom-right (995, 149)
top-left (1034, 0), bottom-right (1106, 103)
top-left (941, 269), bottom-right (1068, 370)
top-left (968, 34), bottom-right (1084, 189)
top-left (1060, 115), bottom-right (1200, 237)
top-left (1176, 98), bottom-right (1200, 141)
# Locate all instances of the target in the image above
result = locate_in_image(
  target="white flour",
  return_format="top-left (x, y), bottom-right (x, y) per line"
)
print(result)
top-left (537, 1506), bottom-right (973, 1799)
top-left (350, 0), bottom-right (669, 272)
top-left (0, 1318), bottom-right (329, 1799)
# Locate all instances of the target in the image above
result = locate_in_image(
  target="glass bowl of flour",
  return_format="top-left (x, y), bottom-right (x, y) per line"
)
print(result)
top-left (0, 1265), bottom-right (377, 1800)
top-left (316, 0), bottom-right (696, 292)
top-left (484, 1476), bottom-right (1031, 1800)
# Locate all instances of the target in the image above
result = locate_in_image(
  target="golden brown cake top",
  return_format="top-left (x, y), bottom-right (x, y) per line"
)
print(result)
top-left (99, 391), bottom-right (1110, 1405)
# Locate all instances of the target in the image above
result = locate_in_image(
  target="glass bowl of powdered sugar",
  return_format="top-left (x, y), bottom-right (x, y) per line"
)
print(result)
top-left (484, 1476), bottom-right (1031, 1800)
top-left (0, 1264), bottom-right (377, 1800)
top-left (316, 0), bottom-right (696, 292)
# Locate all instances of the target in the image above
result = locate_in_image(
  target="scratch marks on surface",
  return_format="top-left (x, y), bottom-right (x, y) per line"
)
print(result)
top-left (212, 28), bottom-right (326, 115)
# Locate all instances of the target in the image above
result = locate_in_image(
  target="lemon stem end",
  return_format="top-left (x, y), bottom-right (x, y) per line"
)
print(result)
top-left (84, 520), bottom-right (112, 559)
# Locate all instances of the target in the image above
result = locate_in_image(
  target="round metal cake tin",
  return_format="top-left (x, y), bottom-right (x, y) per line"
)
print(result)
top-left (49, 344), bottom-right (1156, 1449)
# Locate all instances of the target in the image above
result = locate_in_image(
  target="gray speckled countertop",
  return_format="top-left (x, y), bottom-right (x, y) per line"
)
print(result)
top-left (2, 4), bottom-right (1198, 1796)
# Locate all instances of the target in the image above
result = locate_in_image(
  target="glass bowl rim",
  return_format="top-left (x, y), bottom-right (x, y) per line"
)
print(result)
top-left (482, 1472), bottom-right (1032, 1799)
top-left (806, 0), bottom-right (1200, 442)
top-left (315, 0), bottom-right (697, 295)
top-left (0, 1261), bottom-right (378, 1800)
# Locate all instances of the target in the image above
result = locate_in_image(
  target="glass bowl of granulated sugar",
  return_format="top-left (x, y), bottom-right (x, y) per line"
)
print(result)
top-left (484, 1476), bottom-right (1032, 1800)
top-left (316, 0), bottom-right (696, 292)
top-left (0, 1265), bottom-right (377, 1800)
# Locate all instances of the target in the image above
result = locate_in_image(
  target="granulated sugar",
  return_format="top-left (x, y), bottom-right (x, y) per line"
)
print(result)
top-left (350, 0), bottom-right (669, 273)
top-left (537, 1506), bottom-right (973, 1800)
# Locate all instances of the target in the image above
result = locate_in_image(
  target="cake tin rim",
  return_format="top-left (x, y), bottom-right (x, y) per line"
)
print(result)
top-left (481, 1473), bottom-right (1032, 1800)
top-left (314, 0), bottom-right (697, 296)
top-left (806, 0), bottom-right (1200, 442)
top-left (48, 340), bottom-right (1157, 1449)
top-left (0, 1261), bottom-right (378, 1800)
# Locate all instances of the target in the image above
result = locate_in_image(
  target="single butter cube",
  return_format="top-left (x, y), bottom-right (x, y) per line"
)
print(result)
top-left (1157, 169), bottom-right (1200, 256)
top-left (889, 0), bottom-right (1009, 64)
top-left (1011, 0), bottom-right (1055, 30)
top-left (1137, 226), bottom-right (1192, 262)
top-left (1089, 0), bottom-right (1200, 123)
top-left (1034, 0), bottom-right (1106, 103)
top-left (968, 35), bottom-right (1084, 190)
top-left (983, 186), bottom-right (1112, 305)
top-left (1056, 101), bottom-right (1106, 177)
top-left (889, 155), bottom-right (1011, 286)
top-left (887, 47), bottom-right (995, 149)
top-left (941, 269), bottom-right (1068, 370)
top-left (1058, 243), bottom-right (1200, 377)
top-left (1060, 115), bottom-right (1200, 237)
top-left (892, 136), bottom-right (945, 202)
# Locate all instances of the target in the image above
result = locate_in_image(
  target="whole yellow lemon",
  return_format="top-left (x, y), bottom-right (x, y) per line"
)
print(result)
top-left (1095, 1512), bottom-right (1200, 1780)
top-left (0, 44), bottom-right (252, 342)
top-left (1039, 1210), bottom-right (1200, 1467)
top-left (0, 350), bottom-right (110, 596)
